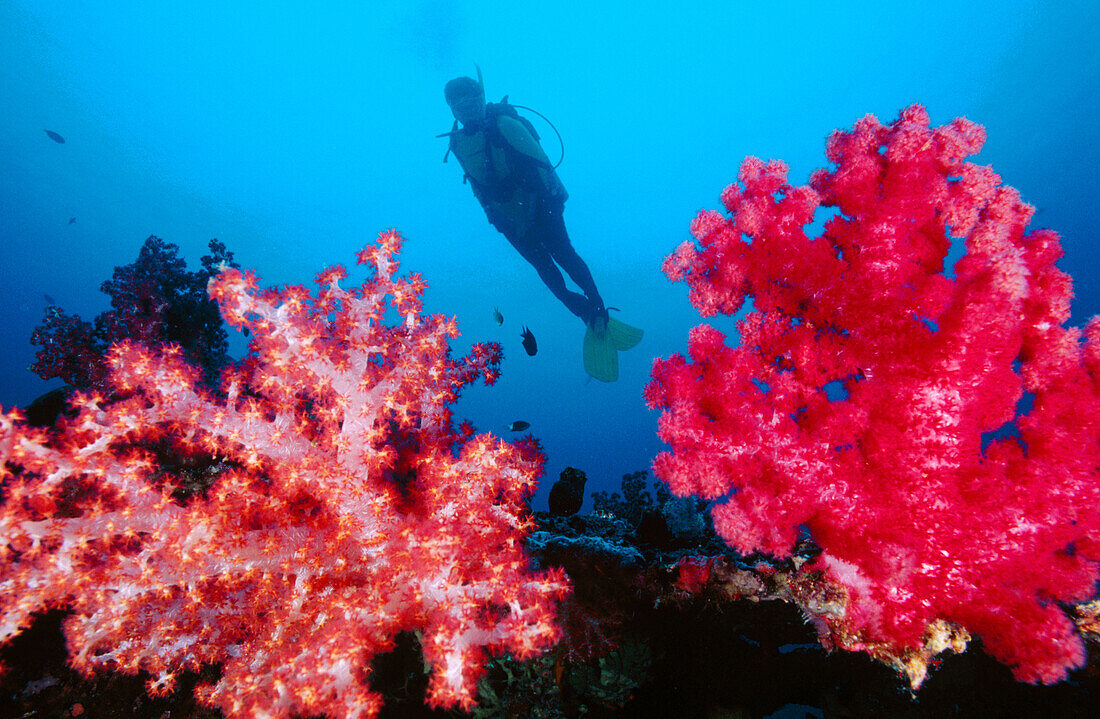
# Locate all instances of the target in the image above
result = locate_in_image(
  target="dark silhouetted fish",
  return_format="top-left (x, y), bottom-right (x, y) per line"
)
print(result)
top-left (44, 130), bottom-right (66, 143)
top-left (67, 217), bottom-right (76, 225)
top-left (520, 326), bottom-right (537, 356)
top-left (493, 306), bottom-right (503, 326)
top-left (43, 294), bottom-right (56, 306)
top-left (508, 420), bottom-right (530, 432)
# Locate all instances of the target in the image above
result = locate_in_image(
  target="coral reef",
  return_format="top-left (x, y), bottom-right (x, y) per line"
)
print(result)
top-left (30, 236), bottom-right (237, 393)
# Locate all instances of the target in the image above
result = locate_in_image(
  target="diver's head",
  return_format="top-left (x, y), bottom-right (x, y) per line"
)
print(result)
top-left (445, 76), bottom-right (486, 128)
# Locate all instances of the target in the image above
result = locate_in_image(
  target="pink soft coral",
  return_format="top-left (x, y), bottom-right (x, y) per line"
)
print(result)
top-left (647, 105), bottom-right (1100, 686)
top-left (1, 230), bottom-right (569, 718)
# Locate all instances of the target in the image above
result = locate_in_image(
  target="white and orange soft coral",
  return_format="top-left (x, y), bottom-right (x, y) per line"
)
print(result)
top-left (0, 229), bottom-right (569, 719)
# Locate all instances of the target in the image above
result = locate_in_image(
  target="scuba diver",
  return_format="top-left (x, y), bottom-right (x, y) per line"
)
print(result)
top-left (441, 68), bottom-right (642, 382)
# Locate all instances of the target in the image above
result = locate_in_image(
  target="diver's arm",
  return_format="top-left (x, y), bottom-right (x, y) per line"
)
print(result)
top-left (450, 129), bottom-right (507, 226)
top-left (466, 173), bottom-right (513, 234)
top-left (497, 116), bottom-right (568, 204)
top-left (497, 116), bottom-right (553, 166)
top-left (467, 178), bottom-right (491, 208)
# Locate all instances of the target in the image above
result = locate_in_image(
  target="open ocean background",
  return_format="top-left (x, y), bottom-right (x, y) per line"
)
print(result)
top-left (2, 0), bottom-right (1097, 510)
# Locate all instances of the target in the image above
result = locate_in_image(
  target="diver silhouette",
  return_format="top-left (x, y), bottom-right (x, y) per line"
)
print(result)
top-left (441, 68), bottom-right (642, 382)
top-left (442, 71), bottom-right (604, 322)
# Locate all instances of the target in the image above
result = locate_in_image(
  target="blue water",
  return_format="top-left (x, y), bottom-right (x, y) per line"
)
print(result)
top-left (1, 1), bottom-right (1097, 510)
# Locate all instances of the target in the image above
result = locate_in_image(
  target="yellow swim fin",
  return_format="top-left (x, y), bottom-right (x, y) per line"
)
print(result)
top-left (607, 317), bottom-right (643, 351)
top-left (584, 319), bottom-right (618, 382)
top-left (583, 316), bottom-right (643, 383)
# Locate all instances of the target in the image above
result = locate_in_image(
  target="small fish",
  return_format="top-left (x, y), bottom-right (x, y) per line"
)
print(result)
top-left (67, 217), bottom-right (76, 225)
top-left (508, 421), bottom-right (530, 432)
top-left (520, 326), bottom-right (537, 356)
top-left (44, 129), bottom-right (66, 144)
top-left (43, 293), bottom-right (57, 306)
top-left (492, 306), bottom-right (503, 326)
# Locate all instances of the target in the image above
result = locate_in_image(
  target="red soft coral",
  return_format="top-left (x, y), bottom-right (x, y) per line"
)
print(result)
top-left (647, 105), bottom-right (1100, 687)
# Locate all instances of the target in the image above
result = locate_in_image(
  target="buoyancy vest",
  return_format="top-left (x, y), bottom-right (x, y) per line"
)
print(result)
top-left (448, 110), bottom-right (568, 211)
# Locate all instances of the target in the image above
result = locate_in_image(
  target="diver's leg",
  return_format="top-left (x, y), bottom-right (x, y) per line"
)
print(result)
top-left (506, 232), bottom-right (590, 318)
top-left (539, 212), bottom-right (605, 312)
